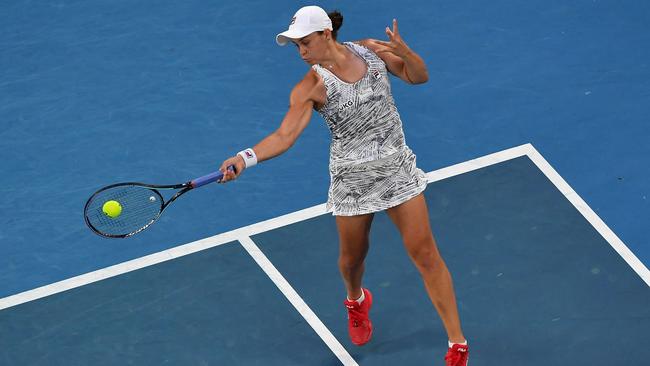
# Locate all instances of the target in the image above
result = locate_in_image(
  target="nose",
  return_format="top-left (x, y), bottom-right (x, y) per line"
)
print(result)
top-left (298, 44), bottom-right (307, 57)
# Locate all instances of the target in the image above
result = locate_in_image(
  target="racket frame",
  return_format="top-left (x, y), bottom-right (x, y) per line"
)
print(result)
top-left (84, 166), bottom-right (234, 238)
top-left (84, 181), bottom-right (191, 238)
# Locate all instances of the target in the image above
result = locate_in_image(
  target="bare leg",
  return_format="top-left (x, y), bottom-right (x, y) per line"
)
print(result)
top-left (386, 193), bottom-right (466, 343)
top-left (335, 213), bottom-right (374, 300)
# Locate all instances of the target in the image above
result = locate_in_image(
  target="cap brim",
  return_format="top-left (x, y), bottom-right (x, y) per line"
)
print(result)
top-left (275, 28), bottom-right (314, 46)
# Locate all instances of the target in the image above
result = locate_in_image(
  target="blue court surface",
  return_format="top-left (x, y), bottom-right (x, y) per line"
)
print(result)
top-left (1, 147), bottom-right (648, 365)
top-left (1, 0), bottom-right (649, 365)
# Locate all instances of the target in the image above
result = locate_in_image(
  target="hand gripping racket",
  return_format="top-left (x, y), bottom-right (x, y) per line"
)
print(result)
top-left (84, 166), bottom-right (235, 238)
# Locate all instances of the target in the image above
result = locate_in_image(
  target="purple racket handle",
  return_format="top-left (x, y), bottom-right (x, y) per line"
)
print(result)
top-left (190, 165), bottom-right (235, 188)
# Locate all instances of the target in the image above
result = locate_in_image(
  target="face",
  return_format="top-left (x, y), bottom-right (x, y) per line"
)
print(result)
top-left (292, 31), bottom-right (330, 65)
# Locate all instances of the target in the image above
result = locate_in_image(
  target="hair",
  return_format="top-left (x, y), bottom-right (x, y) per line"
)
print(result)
top-left (328, 10), bottom-right (343, 40)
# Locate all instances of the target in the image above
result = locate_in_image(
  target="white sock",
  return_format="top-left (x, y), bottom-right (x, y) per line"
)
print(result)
top-left (448, 340), bottom-right (468, 348)
top-left (347, 289), bottom-right (365, 305)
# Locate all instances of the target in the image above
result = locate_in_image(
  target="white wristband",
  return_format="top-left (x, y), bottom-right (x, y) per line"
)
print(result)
top-left (237, 148), bottom-right (258, 168)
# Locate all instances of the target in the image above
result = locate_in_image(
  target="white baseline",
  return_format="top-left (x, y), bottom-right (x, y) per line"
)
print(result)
top-left (1, 143), bottom-right (647, 363)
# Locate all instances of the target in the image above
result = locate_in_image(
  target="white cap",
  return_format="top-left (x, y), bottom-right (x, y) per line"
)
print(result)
top-left (276, 6), bottom-right (333, 46)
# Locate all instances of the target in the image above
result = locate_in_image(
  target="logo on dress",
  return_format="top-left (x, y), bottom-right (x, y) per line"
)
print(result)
top-left (338, 99), bottom-right (354, 112)
top-left (372, 69), bottom-right (382, 79)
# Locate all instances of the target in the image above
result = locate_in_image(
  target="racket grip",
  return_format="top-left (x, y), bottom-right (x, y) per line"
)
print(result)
top-left (191, 165), bottom-right (235, 188)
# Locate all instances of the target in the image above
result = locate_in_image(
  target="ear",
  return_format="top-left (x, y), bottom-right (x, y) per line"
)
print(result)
top-left (323, 29), bottom-right (333, 41)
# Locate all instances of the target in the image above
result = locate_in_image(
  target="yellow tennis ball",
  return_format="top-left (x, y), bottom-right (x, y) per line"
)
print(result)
top-left (102, 200), bottom-right (122, 218)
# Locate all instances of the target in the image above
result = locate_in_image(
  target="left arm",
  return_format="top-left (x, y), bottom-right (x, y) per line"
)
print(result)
top-left (356, 19), bottom-right (429, 84)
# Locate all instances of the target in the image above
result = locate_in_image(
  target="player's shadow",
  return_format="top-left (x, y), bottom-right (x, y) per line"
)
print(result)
top-left (373, 327), bottom-right (442, 354)
top-left (348, 327), bottom-right (445, 362)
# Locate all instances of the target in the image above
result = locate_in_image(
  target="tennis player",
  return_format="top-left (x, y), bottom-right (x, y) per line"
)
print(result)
top-left (219, 6), bottom-right (468, 365)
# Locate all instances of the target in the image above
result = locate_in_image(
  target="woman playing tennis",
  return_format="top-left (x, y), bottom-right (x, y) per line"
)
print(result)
top-left (219, 6), bottom-right (469, 365)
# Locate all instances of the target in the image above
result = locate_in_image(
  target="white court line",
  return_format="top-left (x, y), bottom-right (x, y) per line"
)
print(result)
top-left (0, 143), bottom-right (532, 311)
top-left (525, 144), bottom-right (650, 287)
top-left (0, 207), bottom-right (328, 311)
top-left (2, 142), bottom-right (648, 365)
top-left (1, 141), bottom-right (647, 312)
top-left (239, 236), bottom-right (358, 366)
top-left (425, 143), bottom-right (529, 183)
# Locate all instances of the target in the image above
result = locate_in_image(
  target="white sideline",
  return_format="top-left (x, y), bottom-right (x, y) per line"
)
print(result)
top-left (525, 145), bottom-right (650, 286)
top-left (1, 142), bottom-right (647, 364)
top-left (0, 143), bottom-right (535, 311)
top-left (240, 236), bottom-right (359, 366)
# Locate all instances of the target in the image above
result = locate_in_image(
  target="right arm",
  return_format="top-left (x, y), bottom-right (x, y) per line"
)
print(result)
top-left (219, 70), bottom-right (326, 182)
top-left (253, 70), bottom-right (322, 162)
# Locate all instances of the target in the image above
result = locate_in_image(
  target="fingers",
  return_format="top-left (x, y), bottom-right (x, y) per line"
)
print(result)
top-left (220, 168), bottom-right (237, 183)
top-left (373, 45), bottom-right (392, 54)
top-left (222, 170), bottom-right (237, 183)
top-left (218, 165), bottom-right (230, 183)
top-left (373, 39), bottom-right (395, 55)
top-left (385, 26), bottom-right (394, 41)
top-left (218, 156), bottom-right (245, 183)
top-left (385, 18), bottom-right (399, 41)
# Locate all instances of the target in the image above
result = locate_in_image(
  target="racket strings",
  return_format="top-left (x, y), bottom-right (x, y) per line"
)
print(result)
top-left (85, 185), bottom-right (163, 236)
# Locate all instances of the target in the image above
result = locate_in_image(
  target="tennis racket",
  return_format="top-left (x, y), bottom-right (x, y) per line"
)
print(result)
top-left (84, 166), bottom-right (235, 238)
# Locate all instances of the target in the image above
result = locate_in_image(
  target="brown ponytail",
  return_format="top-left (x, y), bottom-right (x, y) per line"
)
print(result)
top-left (328, 10), bottom-right (343, 40)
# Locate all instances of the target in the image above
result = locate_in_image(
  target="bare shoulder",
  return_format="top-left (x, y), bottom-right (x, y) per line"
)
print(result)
top-left (290, 69), bottom-right (326, 108)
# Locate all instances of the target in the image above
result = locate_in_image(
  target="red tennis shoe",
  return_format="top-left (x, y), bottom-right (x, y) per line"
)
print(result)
top-left (343, 288), bottom-right (373, 346)
top-left (445, 343), bottom-right (469, 366)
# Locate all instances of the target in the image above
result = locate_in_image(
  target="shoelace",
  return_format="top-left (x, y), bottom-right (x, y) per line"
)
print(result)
top-left (346, 305), bottom-right (365, 328)
top-left (445, 347), bottom-right (468, 366)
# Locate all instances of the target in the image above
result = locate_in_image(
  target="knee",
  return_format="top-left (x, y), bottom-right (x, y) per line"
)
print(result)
top-left (406, 237), bottom-right (442, 272)
top-left (338, 251), bottom-right (365, 272)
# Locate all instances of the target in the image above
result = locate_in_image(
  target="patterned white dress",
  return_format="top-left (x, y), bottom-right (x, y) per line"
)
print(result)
top-left (312, 42), bottom-right (428, 216)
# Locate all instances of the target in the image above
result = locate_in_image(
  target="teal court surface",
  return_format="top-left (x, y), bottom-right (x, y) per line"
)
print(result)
top-left (2, 145), bottom-right (648, 365)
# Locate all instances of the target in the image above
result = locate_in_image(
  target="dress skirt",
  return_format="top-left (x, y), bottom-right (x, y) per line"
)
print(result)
top-left (326, 147), bottom-right (428, 216)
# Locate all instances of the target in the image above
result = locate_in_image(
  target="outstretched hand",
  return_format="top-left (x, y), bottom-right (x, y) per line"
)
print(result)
top-left (218, 155), bottom-right (245, 183)
top-left (371, 19), bottom-right (412, 59)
